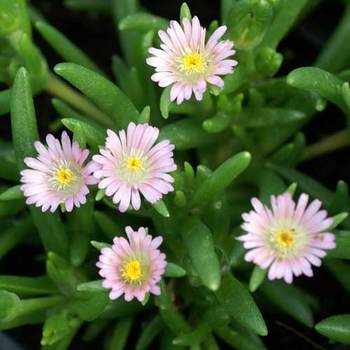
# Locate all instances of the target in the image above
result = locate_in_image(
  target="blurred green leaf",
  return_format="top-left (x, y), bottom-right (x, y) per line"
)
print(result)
top-left (54, 63), bottom-right (139, 128)
top-left (35, 21), bottom-right (102, 74)
top-left (11, 67), bottom-right (68, 256)
top-left (109, 317), bottom-right (133, 350)
top-left (216, 274), bottom-right (267, 336)
top-left (0, 89), bottom-right (11, 116)
top-left (260, 280), bottom-right (314, 327)
top-left (0, 291), bottom-right (21, 321)
top-left (315, 314), bottom-right (350, 345)
top-left (327, 231), bottom-right (350, 260)
top-left (0, 185), bottom-right (23, 201)
top-left (191, 152), bottom-right (251, 207)
top-left (287, 67), bottom-right (348, 113)
top-left (249, 266), bottom-right (266, 293)
top-left (119, 12), bottom-right (168, 31)
top-left (325, 259), bottom-right (350, 293)
top-left (136, 315), bottom-right (162, 350)
top-left (152, 200), bottom-right (170, 218)
top-left (235, 107), bottom-right (305, 128)
top-left (62, 118), bottom-right (105, 150)
top-left (261, 0), bottom-right (308, 49)
top-left (64, 0), bottom-right (112, 14)
top-left (0, 276), bottom-right (56, 297)
top-left (164, 263), bottom-right (186, 278)
top-left (183, 218), bottom-right (221, 291)
top-left (156, 281), bottom-right (191, 334)
top-left (227, 0), bottom-right (273, 50)
top-left (77, 280), bottom-right (104, 293)
top-left (159, 118), bottom-right (212, 150)
top-left (180, 3), bottom-right (192, 21)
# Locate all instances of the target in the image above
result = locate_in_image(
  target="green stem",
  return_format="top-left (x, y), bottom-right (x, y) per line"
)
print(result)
top-left (46, 71), bottom-right (113, 128)
top-left (303, 130), bottom-right (350, 160)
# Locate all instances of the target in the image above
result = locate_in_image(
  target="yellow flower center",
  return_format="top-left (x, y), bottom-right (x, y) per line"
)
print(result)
top-left (55, 167), bottom-right (74, 187)
top-left (183, 53), bottom-right (205, 72)
top-left (121, 259), bottom-right (143, 283)
top-left (275, 230), bottom-right (295, 248)
top-left (127, 157), bottom-right (143, 172)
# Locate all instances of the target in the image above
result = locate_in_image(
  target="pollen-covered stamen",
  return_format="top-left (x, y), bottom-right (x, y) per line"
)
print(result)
top-left (121, 259), bottom-right (143, 284)
top-left (55, 167), bottom-right (74, 188)
top-left (275, 230), bottom-right (295, 248)
top-left (127, 157), bottom-right (143, 172)
top-left (182, 53), bottom-right (205, 73)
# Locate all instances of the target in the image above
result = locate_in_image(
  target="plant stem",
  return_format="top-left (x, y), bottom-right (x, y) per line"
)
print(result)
top-left (303, 129), bottom-right (350, 160)
top-left (46, 71), bottom-right (113, 128)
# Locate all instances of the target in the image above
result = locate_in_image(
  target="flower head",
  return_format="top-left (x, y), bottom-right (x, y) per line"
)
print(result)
top-left (93, 123), bottom-right (176, 212)
top-left (237, 192), bottom-right (336, 283)
top-left (97, 226), bottom-right (167, 302)
top-left (146, 16), bottom-right (237, 104)
top-left (20, 131), bottom-right (98, 212)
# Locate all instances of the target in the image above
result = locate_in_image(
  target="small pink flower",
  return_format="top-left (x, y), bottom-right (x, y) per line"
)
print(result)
top-left (97, 226), bottom-right (167, 302)
top-left (237, 192), bottom-right (336, 284)
top-left (93, 123), bottom-right (176, 212)
top-left (20, 131), bottom-right (98, 213)
top-left (146, 16), bottom-right (237, 104)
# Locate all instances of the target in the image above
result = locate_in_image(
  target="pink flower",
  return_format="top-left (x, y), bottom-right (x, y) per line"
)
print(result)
top-left (97, 226), bottom-right (167, 302)
top-left (237, 192), bottom-right (336, 284)
top-left (146, 16), bottom-right (237, 104)
top-left (93, 123), bottom-right (176, 212)
top-left (20, 131), bottom-right (98, 213)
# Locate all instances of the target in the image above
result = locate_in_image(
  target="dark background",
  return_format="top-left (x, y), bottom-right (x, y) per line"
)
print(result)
top-left (1, 0), bottom-right (350, 349)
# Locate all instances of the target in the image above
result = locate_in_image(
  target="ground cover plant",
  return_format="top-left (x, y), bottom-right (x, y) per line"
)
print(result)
top-left (0, 0), bottom-right (350, 349)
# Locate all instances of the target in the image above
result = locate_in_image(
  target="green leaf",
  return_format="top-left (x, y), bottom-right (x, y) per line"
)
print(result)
top-left (315, 3), bottom-right (350, 73)
top-left (287, 67), bottom-right (348, 113)
top-left (90, 240), bottom-right (111, 250)
top-left (159, 119), bottom-right (211, 150)
top-left (0, 89), bottom-right (11, 116)
top-left (249, 266), bottom-right (266, 293)
top-left (203, 112), bottom-right (231, 133)
top-left (0, 291), bottom-right (21, 321)
top-left (173, 323), bottom-right (208, 347)
top-left (152, 200), bottom-right (170, 218)
top-left (325, 259), bottom-right (350, 293)
top-left (109, 318), bottom-right (133, 350)
top-left (327, 231), bottom-right (350, 260)
top-left (62, 118), bottom-right (105, 150)
top-left (11, 67), bottom-right (68, 256)
top-left (64, 0), bottom-right (112, 14)
top-left (227, 0), bottom-right (273, 50)
top-left (180, 3), bottom-right (192, 21)
top-left (0, 216), bottom-right (33, 259)
top-left (216, 274), bottom-right (267, 336)
top-left (261, 0), bottom-right (308, 49)
top-left (35, 21), bottom-right (102, 74)
top-left (136, 315), bottom-right (162, 350)
top-left (268, 163), bottom-right (333, 204)
top-left (119, 12), bottom-right (168, 31)
top-left (77, 280), bottom-right (104, 293)
top-left (54, 63), bottom-right (139, 128)
top-left (160, 87), bottom-right (171, 119)
top-left (215, 325), bottom-right (267, 350)
top-left (156, 281), bottom-right (191, 334)
top-left (94, 211), bottom-right (123, 239)
top-left (0, 276), bottom-right (56, 297)
top-left (46, 252), bottom-right (80, 295)
top-left (70, 291), bottom-right (109, 321)
top-left (191, 152), bottom-right (251, 207)
top-left (315, 314), bottom-right (350, 345)
top-left (0, 185), bottom-right (23, 201)
top-left (260, 280), bottom-right (314, 327)
top-left (234, 108), bottom-right (305, 128)
top-left (328, 213), bottom-right (348, 230)
top-left (41, 309), bottom-right (80, 347)
top-left (183, 218), bottom-right (221, 291)
top-left (164, 262), bottom-right (186, 278)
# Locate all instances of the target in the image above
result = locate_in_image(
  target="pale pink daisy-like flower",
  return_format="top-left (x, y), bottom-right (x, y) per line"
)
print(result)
top-left (20, 131), bottom-right (98, 213)
top-left (146, 16), bottom-right (237, 104)
top-left (93, 123), bottom-right (176, 212)
top-left (97, 226), bottom-right (167, 302)
top-left (237, 192), bottom-right (336, 284)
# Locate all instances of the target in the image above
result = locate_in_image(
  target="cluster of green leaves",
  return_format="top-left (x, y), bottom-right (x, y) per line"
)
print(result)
top-left (0, 0), bottom-right (350, 349)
